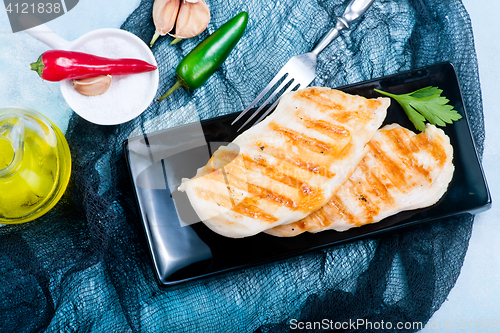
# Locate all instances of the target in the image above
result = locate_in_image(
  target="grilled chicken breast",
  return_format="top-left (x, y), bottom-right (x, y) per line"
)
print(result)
top-left (266, 123), bottom-right (454, 237)
top-left (178, 87), bottom-right (389, 238)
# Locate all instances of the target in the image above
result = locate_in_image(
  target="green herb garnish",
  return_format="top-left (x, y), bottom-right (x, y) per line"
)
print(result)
top-left (374, 86), bottom-right (462, 132)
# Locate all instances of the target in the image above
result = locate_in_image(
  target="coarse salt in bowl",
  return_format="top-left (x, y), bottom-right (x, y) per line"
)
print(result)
top-left (60, 29), bottom-right (159, 125)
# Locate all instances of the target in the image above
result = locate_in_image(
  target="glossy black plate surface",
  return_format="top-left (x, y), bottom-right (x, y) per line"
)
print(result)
top-left (123, 62), bottom-right (491, 287)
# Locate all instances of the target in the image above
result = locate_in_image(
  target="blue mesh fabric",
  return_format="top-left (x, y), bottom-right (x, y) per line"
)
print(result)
top-left (1, 0), bottom-right (484, 332)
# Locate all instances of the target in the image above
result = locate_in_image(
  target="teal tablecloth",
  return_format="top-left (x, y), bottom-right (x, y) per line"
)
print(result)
top-left (0, 0), bottom-right (486, 332)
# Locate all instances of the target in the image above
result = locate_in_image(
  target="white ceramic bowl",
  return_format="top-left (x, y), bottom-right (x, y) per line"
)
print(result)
top-left (27, 25), bottom-right (159, 125)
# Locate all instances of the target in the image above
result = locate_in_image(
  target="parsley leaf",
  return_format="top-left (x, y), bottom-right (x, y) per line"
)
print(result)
top-left (374, 86), bottom-right (462, 132)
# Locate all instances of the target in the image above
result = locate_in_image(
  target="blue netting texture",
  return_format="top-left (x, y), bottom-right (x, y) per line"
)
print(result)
top-left (1, 0), bottom-right (484, 332)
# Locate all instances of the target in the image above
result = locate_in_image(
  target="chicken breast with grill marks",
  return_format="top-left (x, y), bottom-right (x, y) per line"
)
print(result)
top-left (178, 87), bottom-right (389, 238)
top-left (266, 123), bottom-right (454, 237)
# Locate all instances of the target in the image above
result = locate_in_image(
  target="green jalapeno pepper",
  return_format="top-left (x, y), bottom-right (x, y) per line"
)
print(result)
top-left (157, 11), bottom-right (248, 101)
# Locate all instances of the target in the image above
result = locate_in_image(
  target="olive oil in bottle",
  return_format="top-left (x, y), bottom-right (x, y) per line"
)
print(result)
top-left (0, 107), bottom-right (71, 224)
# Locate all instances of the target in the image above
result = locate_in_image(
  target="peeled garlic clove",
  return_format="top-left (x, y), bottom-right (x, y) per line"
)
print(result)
top-left (71, 75), bottom-right (112, 96)
top-left (150, 0), bottom-right (181, 47)
top-left (170, 0), bottom-right (210, 41)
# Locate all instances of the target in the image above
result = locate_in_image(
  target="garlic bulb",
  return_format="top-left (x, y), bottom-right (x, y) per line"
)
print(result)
top-left (71, 75), bottom-right (112, 96)
top-left (150, 0), bottom-right (210, 47)
top-left (150, 0), bottom-right (180, 47)
top-left (169, 0), bottom-right (210, 44)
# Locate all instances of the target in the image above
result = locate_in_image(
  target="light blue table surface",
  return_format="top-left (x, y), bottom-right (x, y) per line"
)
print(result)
top-left (1, 0), bottom-right (498, 330)
top-left (421, 1), bottom-right (500, 330)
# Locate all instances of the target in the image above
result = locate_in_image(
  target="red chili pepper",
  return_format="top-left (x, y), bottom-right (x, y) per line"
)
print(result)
top-left (30, 50), bottom-right (157, 82)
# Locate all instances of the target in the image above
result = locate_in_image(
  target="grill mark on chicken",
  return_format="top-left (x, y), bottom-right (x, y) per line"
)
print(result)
top-left (200, 169), bottom-right (299, 209)
top-left (365, 99), bottom-right (383, 111)
top-left (232, 201), bottom-right (279, 223)
top-left (258, 145), bottom-right (336, 178)
top-left (294, 88), bottom-right (382, 123)
top-left (270, 122), bottom-right (335, 156)
top-left (323, 195), bottom-right (355, 224)
top-left (367, 140), bottom-right (408, 190)
top-left (198, 152), bottom-right (328, 215)
top-left (280, 198), bottom-right (340, 234)
top-left (363, 161), bottom-right (395, 205)
top-left (298, 115), bottom-right (351, 139)
top-left (386, 127), bottom-right (447, 167)
top-left (295, 88), bottom-right (347, 111)
top-left (195, 148), bottom-right (240, 178)
top-left (415, 132), bottom-right (447, 166)
top-left (242, 155), bottom-right (313, 195)
top-left (245, 183), bottom-right (298, 209)
top-left (348, 179), bottom-right (379, 224)
top-left (382, 128), bottom-right (431, 181)
top-left (240, 181), bottom-right (324, 214)
top-left (294, 114), bottom-right (355, 159)
top-left (194, 187), bottom-right (234, 209)
top-left (194, 185), bottom-right (286, 222)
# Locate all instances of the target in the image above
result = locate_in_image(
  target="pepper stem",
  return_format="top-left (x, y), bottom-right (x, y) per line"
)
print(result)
top-left (30, 55), bottom-right (45, 77)
top-left (157, 80), bottom-right (184, 101)
top-left (150, 31), bottom-right (161, 47)
top-left (170, 38), bottom-right (182, 45)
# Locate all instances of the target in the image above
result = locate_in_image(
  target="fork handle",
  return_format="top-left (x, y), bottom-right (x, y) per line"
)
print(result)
top-left (312, 0), bottom-right (375, 56)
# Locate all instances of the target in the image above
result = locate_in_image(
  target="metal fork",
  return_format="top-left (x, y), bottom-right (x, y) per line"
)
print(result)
top-left (232, 0), bottom-right (376, 132)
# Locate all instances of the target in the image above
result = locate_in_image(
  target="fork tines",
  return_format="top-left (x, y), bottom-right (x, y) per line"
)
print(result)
top-left (232, 71), bottom-right (302, 132)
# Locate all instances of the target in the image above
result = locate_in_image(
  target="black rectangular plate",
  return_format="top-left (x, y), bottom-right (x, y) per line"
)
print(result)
top-left (123, 62), bottom-right (491, 287)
